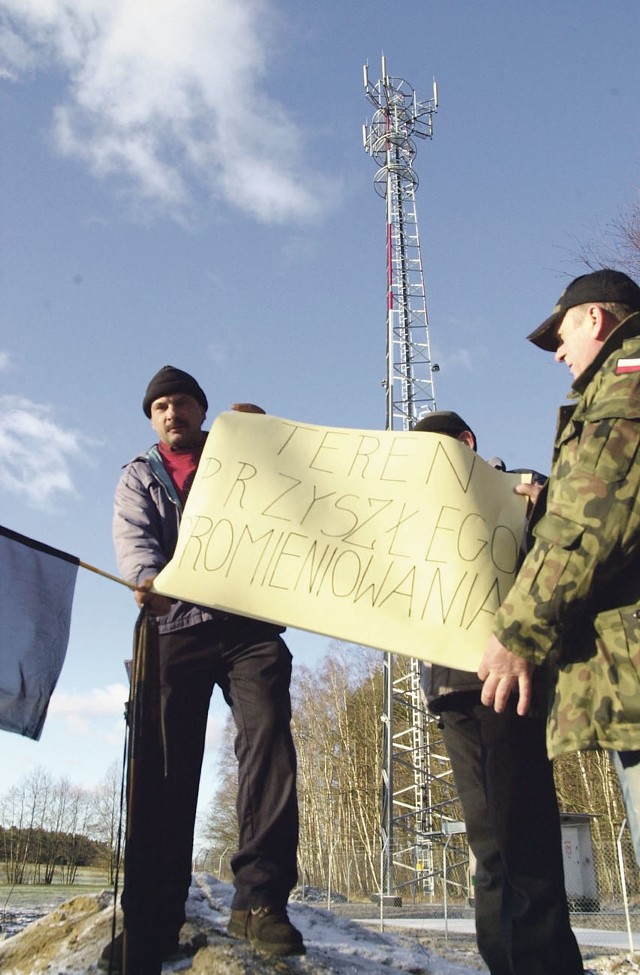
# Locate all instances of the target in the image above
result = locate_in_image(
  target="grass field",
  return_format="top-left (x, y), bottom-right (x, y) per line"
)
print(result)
top-left (0, 866), bottom-right (115, 937)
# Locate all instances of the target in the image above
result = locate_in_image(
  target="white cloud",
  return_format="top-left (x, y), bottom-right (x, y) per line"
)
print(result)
top-left (45, 686), bottom-right (130, 767)
top-left (50, 682), bottom-right (129, 717)
top-left (441, 347), bottom-right (475, 372)
top-left (0, 19), bottom-right (35, 78)
top-left (206, 342), bottom-right (230, 366)
top-left (1, 0), bottom-right (335, 223)
top-left (0, 351), bottom-right (11, 371)
top-left (204, 710), bottom-right (226, 752)
top-left (0, 394), bottom-right (96, 508)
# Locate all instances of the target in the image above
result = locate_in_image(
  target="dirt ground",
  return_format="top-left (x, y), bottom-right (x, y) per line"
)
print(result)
top-left (0, 886), bottom-right (638, 975)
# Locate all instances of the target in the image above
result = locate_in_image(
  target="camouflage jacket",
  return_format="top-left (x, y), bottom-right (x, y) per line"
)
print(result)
top-left (494, 310), bottom-right (640, 757)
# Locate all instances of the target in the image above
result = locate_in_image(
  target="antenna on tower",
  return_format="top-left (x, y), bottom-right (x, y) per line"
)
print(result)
top-left (363, 57), bottom-right (460, 907)
top-left (363, 56), bottom-right (439, 431)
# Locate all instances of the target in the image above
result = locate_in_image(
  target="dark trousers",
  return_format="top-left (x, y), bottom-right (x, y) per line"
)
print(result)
top-left (150, 617), bottom-right (298, 933)
top-left (440, 692), bottom-right (583, 975)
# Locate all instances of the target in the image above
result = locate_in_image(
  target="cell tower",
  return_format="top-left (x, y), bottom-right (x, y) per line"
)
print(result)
top-left (363, 57), bottom-right (461, 900)
top-left (363, 55), bottom-right (438, 428)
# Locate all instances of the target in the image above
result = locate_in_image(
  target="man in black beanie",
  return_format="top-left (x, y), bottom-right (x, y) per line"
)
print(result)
top-left (103, 366), bottom-right (304, 970)
top-left (414, 410), bottom-right (583, 975)
top-left (141, 364), bottom-right (209, 418)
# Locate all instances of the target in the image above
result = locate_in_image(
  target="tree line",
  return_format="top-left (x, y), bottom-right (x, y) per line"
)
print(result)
top-left (0, 763), bottom-right (123, 886)
top-left (1, 643), bottom-right (637, 904)
top-left (204, 643), bottom-right (640, 905)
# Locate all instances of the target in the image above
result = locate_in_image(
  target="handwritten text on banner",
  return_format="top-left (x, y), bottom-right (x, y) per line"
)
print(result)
top-left (154, 413), bottom-right (526, 670)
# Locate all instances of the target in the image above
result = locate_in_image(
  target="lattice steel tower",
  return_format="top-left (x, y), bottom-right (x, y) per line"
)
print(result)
top-left (364, 57), bottom-right (460, 901)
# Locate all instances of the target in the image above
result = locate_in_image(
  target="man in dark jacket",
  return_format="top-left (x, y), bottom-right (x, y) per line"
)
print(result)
top-left (415, 411), bottom-right (583, 975)
top-left (103, 366), bottom-right (303, 970)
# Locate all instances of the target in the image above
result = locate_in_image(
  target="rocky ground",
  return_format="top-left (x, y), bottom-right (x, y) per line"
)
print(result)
top-left (0, 876), bottom-right (638, 975)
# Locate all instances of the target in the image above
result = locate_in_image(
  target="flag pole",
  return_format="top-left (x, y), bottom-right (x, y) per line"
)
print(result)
top-left (78, 561), bottom-right (137, 591)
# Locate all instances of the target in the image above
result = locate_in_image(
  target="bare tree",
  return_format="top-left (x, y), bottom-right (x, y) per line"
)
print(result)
top-left (58, 783), bottom-right (93, 884)
top-left (576, 199), bottom-right (640, 278)
top-left (36, 777), bottom-right (78, 884)
top-left (169, 644), bottom-right (640, 909)
top-left (0, 768), bottom-right (53, 884)
top-left (201, 719), bottom-right (238, 881)
top-left (91, 761), bottom-right (125, 884)
top-left (292, 643), bottom-right (384, 898)
top-left (554, 749), bottom-right (639, 900)
top-left (0, 788), bottom-right (31, 885)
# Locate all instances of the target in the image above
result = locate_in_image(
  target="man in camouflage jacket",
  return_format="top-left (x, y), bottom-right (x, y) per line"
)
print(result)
top-left (478, 268), bottom-right (640, 866)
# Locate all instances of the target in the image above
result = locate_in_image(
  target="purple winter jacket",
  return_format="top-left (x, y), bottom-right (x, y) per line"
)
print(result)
top-left (113, 444), bottom-right (221, 634)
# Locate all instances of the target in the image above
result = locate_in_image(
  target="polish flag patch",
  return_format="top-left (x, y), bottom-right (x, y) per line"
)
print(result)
top-left (615, 358), bottom-right (640, 374)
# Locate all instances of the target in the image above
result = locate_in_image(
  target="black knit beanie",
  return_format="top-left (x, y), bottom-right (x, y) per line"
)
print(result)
top-left (142, 365), bottom-right (208, 417)
top-left (412, 410), bottom-right (477, 450)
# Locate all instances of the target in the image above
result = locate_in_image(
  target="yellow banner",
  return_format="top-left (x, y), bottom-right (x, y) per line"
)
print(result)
top-left (154, 413), bottom-right (527, 670)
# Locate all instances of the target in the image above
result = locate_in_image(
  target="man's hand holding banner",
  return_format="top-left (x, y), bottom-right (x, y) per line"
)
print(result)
top-left (154, 413), bottom-right (527, 671)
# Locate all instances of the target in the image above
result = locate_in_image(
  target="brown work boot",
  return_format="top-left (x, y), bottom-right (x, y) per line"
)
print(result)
top-left (228, 906), bottom-right (306, 956)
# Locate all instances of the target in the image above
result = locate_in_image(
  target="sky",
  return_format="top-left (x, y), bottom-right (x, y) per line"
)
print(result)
top-left (0, 0), bottom-right (639, 826)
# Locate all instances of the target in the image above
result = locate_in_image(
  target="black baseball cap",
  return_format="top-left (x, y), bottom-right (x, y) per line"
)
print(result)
top-left (413, 410), bottom-right (476, 447)
top-left (527, 269), bottom-right (640, 351)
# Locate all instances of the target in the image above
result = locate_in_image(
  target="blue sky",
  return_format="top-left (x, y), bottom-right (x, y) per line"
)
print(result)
top-left (1, 0), bottom-right (639, 826)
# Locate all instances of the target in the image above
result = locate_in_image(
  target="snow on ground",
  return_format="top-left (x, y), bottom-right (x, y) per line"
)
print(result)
top-left (0, 874), bottom-right (638, 975)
